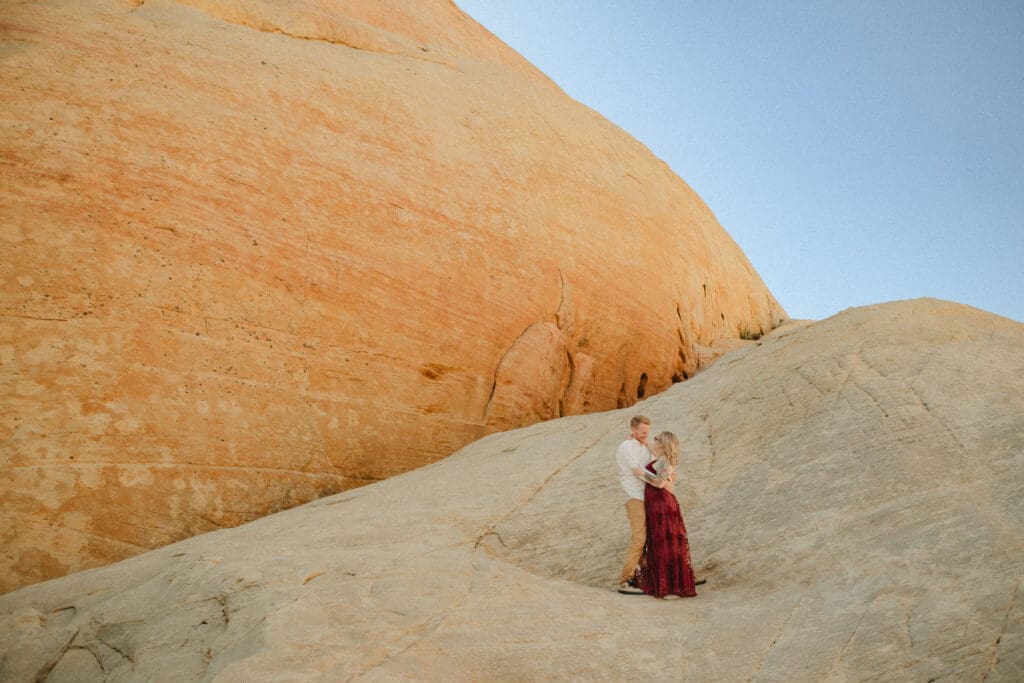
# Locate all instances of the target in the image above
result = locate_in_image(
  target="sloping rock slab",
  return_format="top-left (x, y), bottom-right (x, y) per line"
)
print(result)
top-left (1, 299), bottom-right (1020, 681)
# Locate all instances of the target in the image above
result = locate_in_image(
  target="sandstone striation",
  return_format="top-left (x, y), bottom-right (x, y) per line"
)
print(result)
top-left (0, 0), bottom-right (784, 592)
top-left (1, 300), bottom-right (1021, 680)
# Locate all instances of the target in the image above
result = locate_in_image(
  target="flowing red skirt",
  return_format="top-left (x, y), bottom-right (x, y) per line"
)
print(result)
top-left (638, 473), bottom-right (697, 598)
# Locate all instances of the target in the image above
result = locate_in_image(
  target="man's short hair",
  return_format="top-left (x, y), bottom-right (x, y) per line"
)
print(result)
top-left (630, 415), bottom-right (651, 428)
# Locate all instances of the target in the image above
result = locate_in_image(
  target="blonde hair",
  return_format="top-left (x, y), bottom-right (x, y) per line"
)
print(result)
top-left (653, 431), bottom-right (681, 467)
top-left (630, 415), bottom-right (651, 428)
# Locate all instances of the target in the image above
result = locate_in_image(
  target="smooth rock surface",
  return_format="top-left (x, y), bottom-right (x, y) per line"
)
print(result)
top-left (0, 0), bottom-right (784, 592)
top-left (1, 299), bottom-right (1020, 681)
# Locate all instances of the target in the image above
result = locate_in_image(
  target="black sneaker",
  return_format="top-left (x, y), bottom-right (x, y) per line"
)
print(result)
top-left (617, 578), bottom-right (643, 595)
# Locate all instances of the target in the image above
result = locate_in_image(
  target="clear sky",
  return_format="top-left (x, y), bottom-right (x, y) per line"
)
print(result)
top-left (455, 1), bottom-right (1024, 323)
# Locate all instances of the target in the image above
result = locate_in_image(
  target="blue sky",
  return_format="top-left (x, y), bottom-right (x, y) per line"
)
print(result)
top-left (456, 1), bottom-right (1024, 322)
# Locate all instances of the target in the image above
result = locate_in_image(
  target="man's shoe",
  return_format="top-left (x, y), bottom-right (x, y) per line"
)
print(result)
top-left (618, 579), bottom-right (643, 595)
top-left (695, 578), bottom-right (707, 586)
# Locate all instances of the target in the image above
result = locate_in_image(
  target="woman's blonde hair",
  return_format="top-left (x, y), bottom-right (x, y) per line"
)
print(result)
top-left (653, 431), bottom-right (681, 467)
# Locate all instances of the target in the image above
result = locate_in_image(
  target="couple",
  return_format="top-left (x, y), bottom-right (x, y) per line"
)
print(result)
top-left (616, 414), bottom-right (700, 599)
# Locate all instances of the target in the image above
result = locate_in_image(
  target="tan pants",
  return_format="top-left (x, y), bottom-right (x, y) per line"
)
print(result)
top-left (618, 498), bottom-right (646, 584)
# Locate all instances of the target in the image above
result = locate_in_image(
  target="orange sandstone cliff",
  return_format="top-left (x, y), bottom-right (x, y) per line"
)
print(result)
top-left (0, 0), bottom-right (785, 592)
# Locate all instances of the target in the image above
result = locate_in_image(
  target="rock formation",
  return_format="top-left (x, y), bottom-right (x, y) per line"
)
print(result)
top-left (1, 299), bottom-right (1020, 680)
top-left (0, 0), bottom-right (784, 592)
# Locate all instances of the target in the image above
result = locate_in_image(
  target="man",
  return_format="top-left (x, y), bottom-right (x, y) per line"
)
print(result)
top-left (615, 414), bottom-right (670, 594)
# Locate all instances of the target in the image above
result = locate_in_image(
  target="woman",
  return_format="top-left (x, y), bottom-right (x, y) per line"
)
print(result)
top-left (632, 431), bottom-right (698, 599)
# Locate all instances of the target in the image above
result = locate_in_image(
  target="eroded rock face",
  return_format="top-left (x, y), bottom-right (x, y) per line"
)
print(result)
top-left (1, 300), bottom-right (1020, 680)
top-left (0, 0), bottom-right (784, 592)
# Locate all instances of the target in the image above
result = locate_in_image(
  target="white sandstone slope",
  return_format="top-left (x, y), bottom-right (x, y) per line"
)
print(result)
top-left (1, 298), bottom-right (1021, 681)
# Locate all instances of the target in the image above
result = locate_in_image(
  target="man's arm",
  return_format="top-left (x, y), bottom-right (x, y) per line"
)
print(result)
top-left (629, 444), bottom-right (665, 486)
top-left (631, 464), bottom-right (665, 487)
top-left (614, 441), bottom-right (634, 478)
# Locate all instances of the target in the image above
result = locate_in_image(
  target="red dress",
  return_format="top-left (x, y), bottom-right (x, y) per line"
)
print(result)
top-left (638, 460), bottom-right (698, 598)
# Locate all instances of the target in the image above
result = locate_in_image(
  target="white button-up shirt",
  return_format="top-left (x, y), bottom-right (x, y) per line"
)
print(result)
top-left (616, 437), bottom-right (653, 500)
